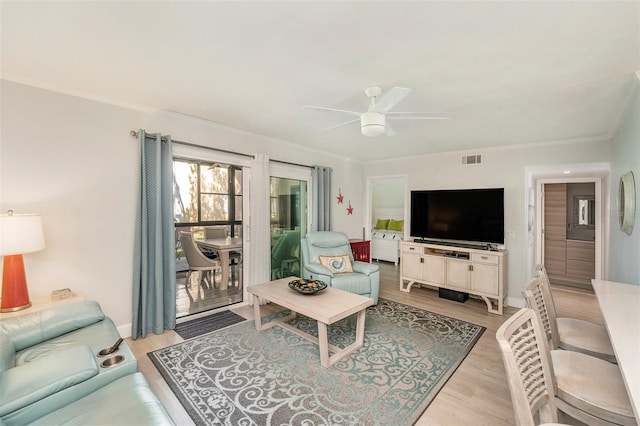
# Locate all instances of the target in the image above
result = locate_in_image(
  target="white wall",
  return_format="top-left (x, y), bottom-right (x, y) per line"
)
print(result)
top-left (1, 81), bottom-right (141, 331)
top-left (608, 73), bottom-right (640, 285)
top-left (362, 139), bottom-right (611, 305)
top-left (0, 80), bottom-right (365, 331)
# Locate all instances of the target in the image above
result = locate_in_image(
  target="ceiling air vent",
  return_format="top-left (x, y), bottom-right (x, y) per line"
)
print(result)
top-left (461, 154), bottom-right (482, 165)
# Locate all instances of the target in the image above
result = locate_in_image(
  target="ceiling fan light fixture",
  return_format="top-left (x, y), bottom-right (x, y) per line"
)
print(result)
top-left (361, 112), bottom-right (385, 137)
top-left (305, 86), bottom-right (450, 136)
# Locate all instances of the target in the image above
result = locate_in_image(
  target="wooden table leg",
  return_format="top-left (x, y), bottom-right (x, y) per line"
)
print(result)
top-left (219, 250), bottom-right (230, 291)
top-left (252, 298), bottom-right (263, 330)
top-left (354, 309), bottom-right (366, 347)
top-left (317, 321), bottom-right (330, 368)
top-left (318, 309), bottom-right (367, 368)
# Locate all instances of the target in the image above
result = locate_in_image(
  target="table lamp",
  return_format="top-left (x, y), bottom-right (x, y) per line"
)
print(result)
top-left (0, 211), bottom-right (45, 312)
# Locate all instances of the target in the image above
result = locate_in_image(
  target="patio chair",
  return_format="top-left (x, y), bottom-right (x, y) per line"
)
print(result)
top-left (205, 226), bottom-right (242, 285)
top-left (179, 232), bottom-right (222, 295)
top-left (197, 227), bottom-right (222, 259)
top-left (271, 230), bottom-right (300, 279)
top-left (174, 225), bottom-right (191, 260)
top-left (204, 227), bottom-right (226, 239)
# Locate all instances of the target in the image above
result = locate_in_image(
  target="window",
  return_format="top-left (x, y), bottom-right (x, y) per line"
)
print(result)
top-left (173, 159), bottom-right (242, 235)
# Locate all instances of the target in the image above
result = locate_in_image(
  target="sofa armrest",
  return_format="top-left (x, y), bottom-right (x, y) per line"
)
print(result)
top-left (303, 263), bottom-right (334, 277)
top-left (353, 261), bottom-right (379, 276)
top-left (0, 345), bottom-right (98, 416)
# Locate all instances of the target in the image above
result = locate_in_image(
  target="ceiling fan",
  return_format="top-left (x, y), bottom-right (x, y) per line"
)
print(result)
top-left (303, 87), bottom-right (450, 137)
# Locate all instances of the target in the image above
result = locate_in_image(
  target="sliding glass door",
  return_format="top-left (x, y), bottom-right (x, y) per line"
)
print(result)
top-left (173, 158), bottom-right (243, 317)
top-left (270, 173), bottom-right (309, 281)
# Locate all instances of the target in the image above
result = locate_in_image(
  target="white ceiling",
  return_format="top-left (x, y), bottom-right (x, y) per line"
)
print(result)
top-left (2, 1), bottom-right (639, 162)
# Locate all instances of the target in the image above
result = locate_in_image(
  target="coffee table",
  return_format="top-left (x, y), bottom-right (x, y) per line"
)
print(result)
top-left (247, 277), bottom-right (374, 368)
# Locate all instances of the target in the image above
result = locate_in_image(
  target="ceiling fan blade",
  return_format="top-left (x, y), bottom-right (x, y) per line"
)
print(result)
top-left (387, 112), bottom-right (451, 120)
top-left (320, 118), bottom-right (360, 132)
top-left (371, 87), bottom-right (411, 113)
top-left (303, 105), bottom-right (361, 116)
top-left (385, 124), bottom-right (396, 136)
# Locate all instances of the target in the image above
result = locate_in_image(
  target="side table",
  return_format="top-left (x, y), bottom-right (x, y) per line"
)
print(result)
top-left (0, 291), bottom-right (85, 320)
top-left (349, 239), bottom-right (371, 263)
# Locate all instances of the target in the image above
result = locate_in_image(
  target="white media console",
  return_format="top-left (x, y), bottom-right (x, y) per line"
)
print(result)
top-left (400, 241), bottom-right (508, 315)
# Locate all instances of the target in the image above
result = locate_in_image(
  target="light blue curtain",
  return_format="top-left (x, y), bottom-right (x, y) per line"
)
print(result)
top-left (132, 130), bottom-right (176, 339)
top-left (311, 165), bottom-right (332, 231)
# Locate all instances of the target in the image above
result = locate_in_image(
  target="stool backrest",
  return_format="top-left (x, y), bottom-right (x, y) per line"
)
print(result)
top-left (496, 308), bottom-right (558, 426)
top-left (523, 275), bottom-right (561, 349)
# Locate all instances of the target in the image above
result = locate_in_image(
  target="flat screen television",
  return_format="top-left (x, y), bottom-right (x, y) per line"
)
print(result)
top-left (410, 188), bottom-right (504, 245)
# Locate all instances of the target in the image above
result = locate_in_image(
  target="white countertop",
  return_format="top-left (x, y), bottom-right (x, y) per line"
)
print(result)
top-left (592, 279), bottom-right (640, 422)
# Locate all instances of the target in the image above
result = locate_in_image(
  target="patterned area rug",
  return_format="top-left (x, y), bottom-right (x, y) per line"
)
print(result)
top-left (149, 299), bottom-right (485, 425)
top-left (175, 310), bottom-right (247, 340)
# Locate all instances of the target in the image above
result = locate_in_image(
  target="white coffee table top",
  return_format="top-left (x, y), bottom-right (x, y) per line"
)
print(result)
top-left (248, 277), bottom-right (373, 325)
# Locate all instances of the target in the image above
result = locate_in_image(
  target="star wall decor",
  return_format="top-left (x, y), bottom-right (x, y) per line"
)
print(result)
top-left (347, 200), bottom-right (353, 215)
top-left (337, 188), bottom-right (344, 204)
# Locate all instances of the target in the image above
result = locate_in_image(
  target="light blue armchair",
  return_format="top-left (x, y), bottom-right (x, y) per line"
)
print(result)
top-left (301, 231), bottom-right (379, 304)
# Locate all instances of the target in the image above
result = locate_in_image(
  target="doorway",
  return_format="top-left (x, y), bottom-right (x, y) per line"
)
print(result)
top-left (366, 176), bottom-right (408, 233)
top-left (536, 177), bottom-right (603, 291)
top-left (542, 182), bottom-right (596, 290)
top-left (172, 158), bottom-right (244, 318)
top-left (365, 175), bottom-right (408, 265)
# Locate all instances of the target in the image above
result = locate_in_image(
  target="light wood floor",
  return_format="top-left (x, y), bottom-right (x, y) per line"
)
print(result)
top-left (127, 262), bottom-right (604, 425)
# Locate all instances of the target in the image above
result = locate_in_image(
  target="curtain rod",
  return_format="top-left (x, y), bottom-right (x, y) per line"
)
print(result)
top-left (130, 130), bottom-right (314, 169)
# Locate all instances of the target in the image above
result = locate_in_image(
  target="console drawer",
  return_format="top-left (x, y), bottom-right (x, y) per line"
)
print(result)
top-left (471, 253), bottom-right (499, 264)
top-left (402, 244), bottom-right (422, 254)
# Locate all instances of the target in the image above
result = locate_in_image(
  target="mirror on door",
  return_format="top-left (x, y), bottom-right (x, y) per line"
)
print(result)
top-left (566, 183), bottom-right (596, 242)
top-left (574, 196), bottom-right (595, 227)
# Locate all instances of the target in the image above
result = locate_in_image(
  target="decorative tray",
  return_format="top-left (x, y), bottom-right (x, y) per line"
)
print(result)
top-left (288, 279), bottom-right (327, 295)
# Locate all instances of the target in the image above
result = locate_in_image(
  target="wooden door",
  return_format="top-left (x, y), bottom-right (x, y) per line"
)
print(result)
top-left (542, 182), bottom-right (596, 290)
top-left (543, 184), bottom-right (567, 280)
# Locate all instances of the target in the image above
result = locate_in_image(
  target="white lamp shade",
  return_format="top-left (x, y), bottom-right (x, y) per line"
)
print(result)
top-left (0, 213), bottom-right (46, 256)
top-left (362, 124), bottom-right (386, 137)
top-left (361, 112), bottom-right (386, 137)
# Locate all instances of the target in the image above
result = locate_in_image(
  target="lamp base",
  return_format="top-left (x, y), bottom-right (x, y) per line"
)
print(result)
top-left (1, 254), bottom-right (32, 312)
top-left (0, 301), bottom-right (32, 313)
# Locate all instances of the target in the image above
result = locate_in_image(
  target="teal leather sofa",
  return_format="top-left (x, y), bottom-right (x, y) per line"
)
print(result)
top-left (0, 300), bottom-right (173, 425)
top-left (28, 373), bottom-right (173, 426)
top-left (301, 231), bottom-right (380, 304)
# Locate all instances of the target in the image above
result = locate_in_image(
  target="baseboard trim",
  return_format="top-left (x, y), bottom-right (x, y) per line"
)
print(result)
top-left (508, 296), bottom-right (525, 309)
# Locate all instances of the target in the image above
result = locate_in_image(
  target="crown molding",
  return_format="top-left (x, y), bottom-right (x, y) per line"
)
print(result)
top-left (365, 134), bottom-right (611, 165)
top-left (607, 70), bottom-right (640, 137)
top-left (1, 75), bottom-right (158, 113)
